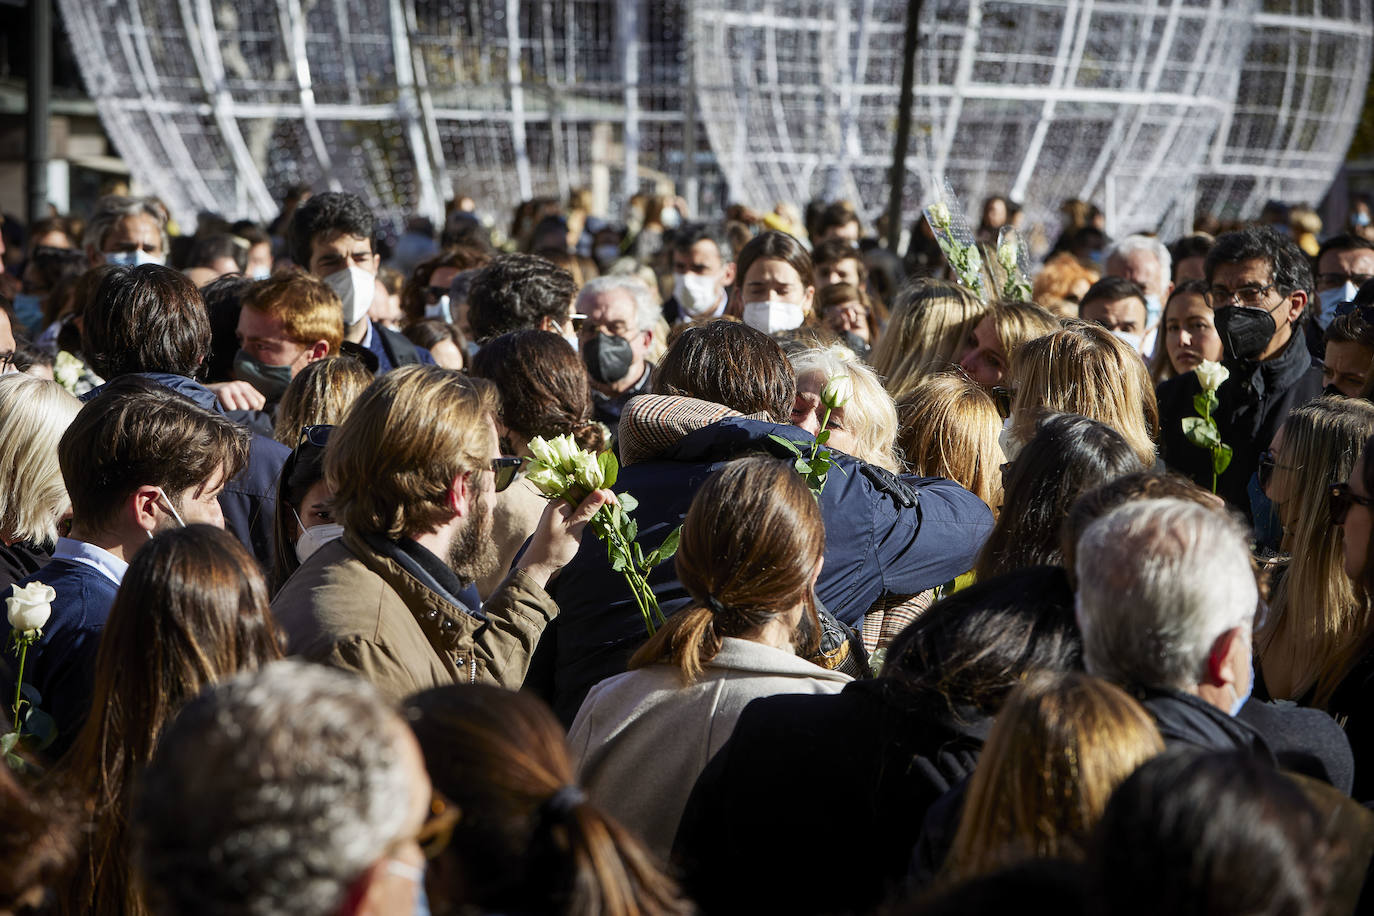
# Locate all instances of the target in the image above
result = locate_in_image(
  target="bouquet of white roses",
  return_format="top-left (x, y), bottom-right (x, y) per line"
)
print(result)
top-left (525, 435), bottom-right (679, 635)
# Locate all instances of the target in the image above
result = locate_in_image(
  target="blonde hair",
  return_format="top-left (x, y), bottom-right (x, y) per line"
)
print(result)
top-left (326, 365), bottom-right (500, 539)
top-left (788, 346), bottom-right (901, 472)
top-left (988, 300), bottom-right (1063, 364)
top-left (1010, 323), bottom-right (1160, 466)
top-left (946, 671), bottom-right (1163, 882)
top-left (1260, 397), bottom-right (1374, 704)
top-left (871, 280), bottom-right (986, 399)
top-left (0, 375), bottom-right (80, 544)
top-left (272, 356), bottom-right (374, 446)
top-left (895, 372), bottom-right (1004, 513)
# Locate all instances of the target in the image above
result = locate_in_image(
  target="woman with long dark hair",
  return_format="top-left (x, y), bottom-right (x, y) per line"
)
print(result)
top-left (974, 412), bottom-right (1144, 579)
top-left (404, 684), bottom-right (690, 916)
top-left (53, 525), bottom-right (283, 916)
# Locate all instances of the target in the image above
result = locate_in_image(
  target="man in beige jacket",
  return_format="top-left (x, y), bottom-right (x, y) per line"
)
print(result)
top-left (273, 364), bottom-right (610, 701)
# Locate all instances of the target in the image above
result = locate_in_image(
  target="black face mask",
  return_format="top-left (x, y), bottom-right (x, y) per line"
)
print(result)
top-left (1213, 305), bottom-right (1277, 362)
top-left (583, 333), bottom-right (635, 385)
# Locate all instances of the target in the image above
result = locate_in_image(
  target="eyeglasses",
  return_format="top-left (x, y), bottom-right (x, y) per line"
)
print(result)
top-left (1319, 272), bottom-right (1374, 289)
top-left (416, 793), bottom-right (462, 860)
top-left (1257, 448), bottom-right (1302, 490)
top-left (1329, 482), bottom-right (1374, 525)
top-left (490, 456), bottom-right (523, 492)
top-left (990, 386), bottom-right (1014, 420)
top-left (1209, 282), bottom-right (1277, 308)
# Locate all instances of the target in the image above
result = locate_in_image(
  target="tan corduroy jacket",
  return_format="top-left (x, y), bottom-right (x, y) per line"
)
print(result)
top-left (272, 530), bottom-right (558, 702)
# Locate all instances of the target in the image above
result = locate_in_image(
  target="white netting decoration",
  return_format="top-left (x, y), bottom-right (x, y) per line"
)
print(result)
top-left (58, 0), bottom-right (1371, 239)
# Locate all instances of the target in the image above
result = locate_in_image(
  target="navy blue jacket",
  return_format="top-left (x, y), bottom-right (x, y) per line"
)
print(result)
top-left (0, 560), bottom-right (118, 757)
top-left (528, 417), bottom-right (994, 723)
top-left (82, 373), bottom-right (291, 571)
top-left (366, 320), bottom-right (436, 372)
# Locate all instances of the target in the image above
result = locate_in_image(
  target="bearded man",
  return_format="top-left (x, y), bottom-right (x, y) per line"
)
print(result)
top-left (272, 364), bottom-right (608, 699)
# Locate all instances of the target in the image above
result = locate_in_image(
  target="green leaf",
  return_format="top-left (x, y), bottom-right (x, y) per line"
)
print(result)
top-left (1213, 443), bottom-right (1233, 476)
top-left (794, 458), bottom-right (813, 476)
top-left (0, 731), bottom-right (17, 755)
top-left (610, 554), bottom-right (629, 572)
top-left (598, 450), bottom-right (619, 490)
top-left (1181, 416), bottom-right (1220, 449)
top-left (655, 527), bottom-right (681, 563)
top-left (624, 518), bottom-right (638, 542)
top-left (815, 429), bottom-right (830, 446)
top-left (617, 493), bottom-right (639, 515)
top-left (21, 708), bottom-right (55, 751)
top-left (631, 541), bottom-right (644, 567)
top-left (768, 434), bottom-right (803, 457)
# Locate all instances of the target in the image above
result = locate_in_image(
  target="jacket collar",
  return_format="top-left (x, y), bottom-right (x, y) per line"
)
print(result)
top-left (80, 372), bottom-right (220, 411)
top-left (1132, 684), bottom-right (1275, 762)
top-left (342, 530), bottom-right (486, 658)
top-left (1226, 326), bottom-right (1317, 401)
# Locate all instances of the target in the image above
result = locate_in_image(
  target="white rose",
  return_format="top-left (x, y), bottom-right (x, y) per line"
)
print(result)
top-left (821, 375), bottom-right (854, 410)
top-left (7, 582), bottom-right (54, 634)
top-left (570, 451), bottom-right (604, 492)
top-left (525, 465), bottom-right (569, 498)
top-left (527, 435), bottom-right (558, 470)
top-left (550, 435), bottom-right (581, 470)
top-left (928, 201), bottom-right (950, 226)
top-left (1195, 359), bottom-right (1229, 392)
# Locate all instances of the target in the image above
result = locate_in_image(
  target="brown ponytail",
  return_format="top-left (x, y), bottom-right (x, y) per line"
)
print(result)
top-left (404, 686), bottom-right (690, 916)
top-left (628, 454), bottom-right (825, 682)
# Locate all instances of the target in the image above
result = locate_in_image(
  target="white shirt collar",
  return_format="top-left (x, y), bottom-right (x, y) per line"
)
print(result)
top-left (51, 536), bottom-right (128, 586)
top-left (358, 318), bottom-right (375, 349)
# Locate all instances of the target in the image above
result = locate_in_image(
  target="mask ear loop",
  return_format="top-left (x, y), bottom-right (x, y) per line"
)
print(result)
top-left (292, 508), bottom-right (307, 537)
top-left (154, 487), bottom-right (188, 528)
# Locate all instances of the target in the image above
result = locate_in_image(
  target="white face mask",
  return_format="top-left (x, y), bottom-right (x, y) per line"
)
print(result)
top-left (250, 268), bottom-right (272, 281)
top-left (1110, 328), bottom-right (1145, 353)
top-left (563, 331), bottom-right (581, 353)
top-left (106, 249), bottom-right (165, 268)
top-left (423, 294), bottom-right (453, 324)
top-left (295, 511), bottom-right (344, 564)
top-left (742, 301), bottom-right (806, 335)
top-left (325, 265), bottom-right (377, 327)
top-left (1317, 282), bottom-right (1359, 330)
top-left (595, 244), bottom-right (622, 265)
top-left (673, 272), bottom-right (721, 317)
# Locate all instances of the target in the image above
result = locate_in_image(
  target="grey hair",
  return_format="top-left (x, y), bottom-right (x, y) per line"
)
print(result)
top-left (787, 345), bottom-right (901, 472)
top-left (82, 194), bottom-right (170, 254)
top-left (134, 661), bottom-right (416, 916)
top-left (577, 274), bottom-right (659, 333)
top-left (1107, 235), bottom-right (1172, 293)
top-left (1075, 498), bottom-right (1256, 691)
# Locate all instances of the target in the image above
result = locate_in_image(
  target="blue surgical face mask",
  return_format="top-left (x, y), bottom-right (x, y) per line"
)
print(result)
top-left (1229, 654), bottom-right (1254, 717)
top-left (11, 292), bottom-right (43, 334)
top-left (105, 249), bottom-right (165, 267)
top-left (1318, 282), bottom-right (1359, 330)
top-left (1142, 292), bottom-right (1162, 329)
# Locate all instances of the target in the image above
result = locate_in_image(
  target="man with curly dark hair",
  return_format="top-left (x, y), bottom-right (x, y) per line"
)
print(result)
top-left (466, 253), bottom-right (578, 344)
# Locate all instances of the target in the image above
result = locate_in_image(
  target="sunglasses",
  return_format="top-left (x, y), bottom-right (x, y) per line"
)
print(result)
top-left (1257, 449), bottom-right (1276, 490)
top-left (491, 456), bottom-right (523, 493)
top-left (1330, 482), bottom-right (1374, 525)
top-left (990, 386), bottom-right (1013, 420)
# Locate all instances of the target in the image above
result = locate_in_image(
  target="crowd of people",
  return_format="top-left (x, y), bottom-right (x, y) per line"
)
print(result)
top-left (0, 178), bottom-right (1372, 915)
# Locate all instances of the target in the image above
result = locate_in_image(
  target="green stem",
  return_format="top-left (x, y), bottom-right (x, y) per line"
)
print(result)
top-left (11, 640), bottom-right (26, 730)
top-left (809, 406), bottom-right (832, 463)
top-left (1205, 401), bottom-right (1219, 495)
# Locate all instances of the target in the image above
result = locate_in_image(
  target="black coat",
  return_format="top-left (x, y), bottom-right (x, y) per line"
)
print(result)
top-left (1156, 332), bottom-right (1323, 515)
top-left (672, 679), bottom-right (988, 915)
top-left (1326, 647), bottom-right (1374, 803)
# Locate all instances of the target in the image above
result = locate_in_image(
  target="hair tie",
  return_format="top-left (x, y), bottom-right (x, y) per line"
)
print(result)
top-left (542, 785), bottom-right (586, 820)
top-left (704, 595), bottom-right (728, 615)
